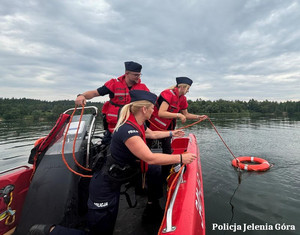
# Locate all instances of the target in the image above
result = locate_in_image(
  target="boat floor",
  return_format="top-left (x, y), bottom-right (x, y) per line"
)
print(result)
top-left (114, 185), bottom-right (166, 235)
top-left (113, 147), bottom-right (166, 235)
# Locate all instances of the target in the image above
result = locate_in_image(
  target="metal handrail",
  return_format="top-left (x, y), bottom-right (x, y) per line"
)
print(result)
top-left (163, 166), bottom-right (185, 233)
top-left (86, 114), bottom-right (97, 167)
top-left (63, 106), bottom-right (98, 115)
top-left (64, 106), bottom-right (99, 167)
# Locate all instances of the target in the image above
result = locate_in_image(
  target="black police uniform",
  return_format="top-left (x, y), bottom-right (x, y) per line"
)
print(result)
top-left (87, 122), bottom-right (162, 234)
top-left (46, 122), bottom-right (162, 235)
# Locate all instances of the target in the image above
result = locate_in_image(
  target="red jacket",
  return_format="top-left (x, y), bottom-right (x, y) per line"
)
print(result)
top-left (102, 75), bottom-right (149, 132)
top-left (126, 113), bottom-right (148, 173)
top-left (149, 87), bottom-right (188, 131)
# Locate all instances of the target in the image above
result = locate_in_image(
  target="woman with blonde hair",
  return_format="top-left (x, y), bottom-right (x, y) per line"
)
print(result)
top-left (148, 77), bottom-right (207, 177)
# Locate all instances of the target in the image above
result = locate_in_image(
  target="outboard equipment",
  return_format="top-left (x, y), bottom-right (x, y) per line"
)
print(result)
top-left (14, 106), bottom-right (99, 235)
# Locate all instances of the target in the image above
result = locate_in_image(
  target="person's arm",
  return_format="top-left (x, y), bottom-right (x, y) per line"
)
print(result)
top-left (75, 90), bottom-right (100, 106)
top-left (145, 128), bottom-right (184, 139)
top-left (158, 101), bottom-right (186, 123)
top-left (125, 136), bottom-right (197, 165)
top-left (181, 109), bottom-right (207, 120)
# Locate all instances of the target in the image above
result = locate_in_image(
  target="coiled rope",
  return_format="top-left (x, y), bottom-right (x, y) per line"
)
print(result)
top-left (61, 105), bottom-right (92, 178)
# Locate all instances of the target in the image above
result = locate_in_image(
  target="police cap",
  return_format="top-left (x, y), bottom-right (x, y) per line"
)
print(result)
top-left (130, 90), bottom-right (157, 105)
top-left (124, 61), bottom-right (142, 72)
top-left (176, 77), bottom-right (193, 86)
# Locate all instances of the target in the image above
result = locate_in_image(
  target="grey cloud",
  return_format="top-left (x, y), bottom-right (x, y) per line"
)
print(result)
top-left (0, 0), bottom-right (299, 101)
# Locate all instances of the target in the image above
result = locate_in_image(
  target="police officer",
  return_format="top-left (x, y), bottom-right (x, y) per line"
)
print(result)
top-left (148, 77), bottom-right (207, 176)
top-left (28, 90), bottom-right (197, 235)
top-left (75, 61), bottom-right (149, 145)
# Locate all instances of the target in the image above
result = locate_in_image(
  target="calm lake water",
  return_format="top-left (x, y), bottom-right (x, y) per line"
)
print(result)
top-left (0, 114), bottom-right (299, 235)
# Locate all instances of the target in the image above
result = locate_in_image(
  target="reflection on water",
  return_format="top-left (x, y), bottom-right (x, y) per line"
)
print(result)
top-left (0, 120), bottom-right (53, 170)
top-left (0, 114), bottom-right (299, 234)
top-left (0, 118), bottom-right (104, 171)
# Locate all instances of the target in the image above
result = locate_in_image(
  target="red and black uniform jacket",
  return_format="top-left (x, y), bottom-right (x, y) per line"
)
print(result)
top-left (99, 75), bottom-right (149, 133)
top-left (149, 87), bottom-right (188, 131)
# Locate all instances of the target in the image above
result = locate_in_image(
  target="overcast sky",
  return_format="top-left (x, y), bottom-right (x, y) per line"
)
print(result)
top-left (1, 0), bottom-right (300, 103)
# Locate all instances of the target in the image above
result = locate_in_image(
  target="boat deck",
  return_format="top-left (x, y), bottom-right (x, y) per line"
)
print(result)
top-left (114, 183), bottom-right (166, 235)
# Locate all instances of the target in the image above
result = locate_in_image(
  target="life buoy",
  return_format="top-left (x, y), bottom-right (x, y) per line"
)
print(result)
top-left (231, 156), bottom-right (270, 171)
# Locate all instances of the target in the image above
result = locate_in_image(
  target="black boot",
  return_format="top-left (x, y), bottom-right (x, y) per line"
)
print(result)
top-left (27, 224), bottom-right (53, 235)
top-left (142, 201), bottom-right (164, 222)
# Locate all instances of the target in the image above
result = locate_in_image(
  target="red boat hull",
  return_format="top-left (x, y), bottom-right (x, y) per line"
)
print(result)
top-left (0, 166), bottom-right (33, 235)
top-left (159, 134), bottom-right (206, 235)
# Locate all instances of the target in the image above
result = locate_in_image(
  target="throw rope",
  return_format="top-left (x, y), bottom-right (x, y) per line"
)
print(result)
top-left (177, 115), bottom-right (208, 130)
top-left (158, 164), bottom-right (186, 235)
top-left (206, 117), bottom-right (238, 160)
top-left (150, 115), bottom-right (238, 161)
top-left (71, 105), bottom-right (92, 172)
top-left (148, 115), bottom-right (208, 132)
top-left (61, 105), bottom-right (92, 178)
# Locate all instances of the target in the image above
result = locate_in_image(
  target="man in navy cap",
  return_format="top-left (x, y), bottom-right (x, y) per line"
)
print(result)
top-left (75, 61), bottom-right (149, 145)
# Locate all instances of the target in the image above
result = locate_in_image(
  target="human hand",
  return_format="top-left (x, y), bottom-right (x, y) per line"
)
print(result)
top-left (198, 115), bottom-right (208, 120)
top-left (182, 152), bottom-right (197, 164)
top-left (178, 113), bottom-right (186, 123)
top-left (75, 95), bottom-right (86, 106)
top-left (172, 130), bottom-right (185, 137)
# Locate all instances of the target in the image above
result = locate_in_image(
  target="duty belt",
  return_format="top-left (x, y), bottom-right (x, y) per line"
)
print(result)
top-left (109, 100), bottom-right (124, 108)
top-left (105, 155), bottom-right (140, 183)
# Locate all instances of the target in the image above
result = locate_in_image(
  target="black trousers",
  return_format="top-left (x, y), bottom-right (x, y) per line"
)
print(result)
top-left (147, 136), bottom-right (173, 178)
top-left (50, 164), bottom-right (163, 235)
top-left (50, 225), bottom-right (86, 235)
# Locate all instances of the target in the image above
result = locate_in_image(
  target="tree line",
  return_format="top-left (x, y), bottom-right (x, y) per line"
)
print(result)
top-left (187, 99), bottom-right (300, 116)
top-left (0, 98), bottom-right (299, 121)
top-left (0, 98), bottom-right (103, 121)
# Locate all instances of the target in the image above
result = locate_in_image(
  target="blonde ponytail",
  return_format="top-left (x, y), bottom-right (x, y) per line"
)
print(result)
top-left (168, 85), bottom-right (176, 89)
top-left (114, 103), bottom-right (131, 132)
top-left (114, 100), bottom-right (153, 132)
top-left (168, 84), bottom-right (190, 92)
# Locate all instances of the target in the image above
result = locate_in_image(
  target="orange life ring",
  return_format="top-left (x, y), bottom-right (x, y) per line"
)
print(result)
top-left (231, 156), bottom-right (270, 172)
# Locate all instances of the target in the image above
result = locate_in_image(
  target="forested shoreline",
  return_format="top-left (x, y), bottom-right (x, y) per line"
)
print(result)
top-left (0, 98), bottom-right (299, 121)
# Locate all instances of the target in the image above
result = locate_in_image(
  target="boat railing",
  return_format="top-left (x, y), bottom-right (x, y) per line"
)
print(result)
top-left (0, 165), bottom-right (31, 175)
top-left (63, 106), bottom-right (98, 115)
top-left (64, 106), bottom-right (98, 168)
top-left (162, 165), bottom-right (185, 233)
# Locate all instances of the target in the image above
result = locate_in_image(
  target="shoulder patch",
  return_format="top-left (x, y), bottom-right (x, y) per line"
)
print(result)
top-left (94, 202), bottom-right (109, 208)
top-left (128, 129), bottom-right (139, 134)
